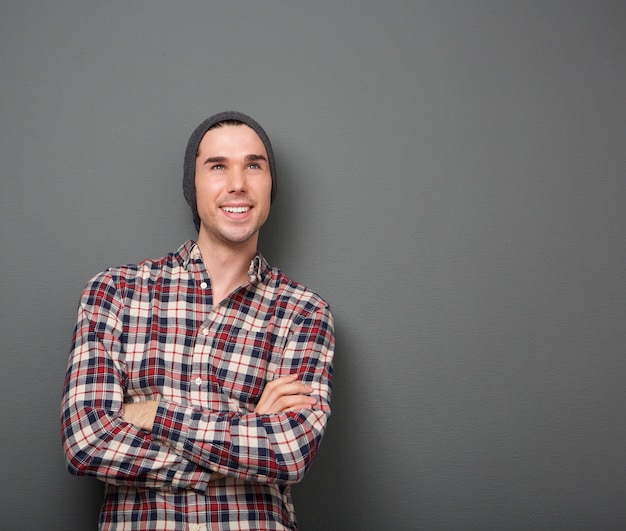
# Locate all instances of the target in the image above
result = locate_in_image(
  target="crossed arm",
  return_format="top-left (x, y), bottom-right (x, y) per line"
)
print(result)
top-left (124, 374), bottom-right (316, 433)
top-left (122, 376), bottom-right (316, 482)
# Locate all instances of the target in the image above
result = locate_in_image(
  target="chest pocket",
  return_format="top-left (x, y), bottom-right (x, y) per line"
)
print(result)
top-left (211, 326), bottom-right (278, 408)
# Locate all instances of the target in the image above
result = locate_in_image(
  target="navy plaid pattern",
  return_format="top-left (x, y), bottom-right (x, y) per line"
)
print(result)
top-left (61, 241), bottom-right (334, 530)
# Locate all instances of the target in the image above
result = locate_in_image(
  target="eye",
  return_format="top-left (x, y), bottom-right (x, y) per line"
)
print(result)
top-left (247, 163), bottom-right (260, 170)
top-left (210, 164), bottom-right (225, 170)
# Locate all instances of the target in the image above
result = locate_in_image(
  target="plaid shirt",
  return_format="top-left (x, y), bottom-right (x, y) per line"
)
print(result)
top-left (61, 241), bottom-right (334, 530)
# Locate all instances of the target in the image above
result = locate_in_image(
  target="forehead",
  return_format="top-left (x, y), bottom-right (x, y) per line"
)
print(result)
top-left (197, 123), bottom-right (266, 156)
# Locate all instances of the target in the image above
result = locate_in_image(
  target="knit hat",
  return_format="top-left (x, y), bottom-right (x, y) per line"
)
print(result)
top-left (183, 111), bottom-right (277, 231)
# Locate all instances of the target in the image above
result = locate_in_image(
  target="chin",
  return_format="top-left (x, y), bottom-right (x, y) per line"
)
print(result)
top-left (223, 230), bottom-right (260, 245)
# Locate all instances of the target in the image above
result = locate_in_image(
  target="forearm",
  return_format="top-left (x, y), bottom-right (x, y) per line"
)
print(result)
top-left (152, 401), bottom-right (329, 484)
top-left (61, 370), bottom-right (217, 493)
top-left (123, 377), bottom-right (323, 485)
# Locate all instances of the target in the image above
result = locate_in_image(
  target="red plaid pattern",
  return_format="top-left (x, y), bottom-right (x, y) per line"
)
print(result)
top-left (61, 241), bottom-right (334, 530)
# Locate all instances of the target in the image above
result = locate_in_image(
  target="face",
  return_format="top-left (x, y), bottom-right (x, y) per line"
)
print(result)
top-left (194, 123), bottom-right (272, 251)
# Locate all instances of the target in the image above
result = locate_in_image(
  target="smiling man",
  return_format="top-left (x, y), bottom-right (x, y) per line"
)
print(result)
top-left (61, 112), bottom-right (335, 531)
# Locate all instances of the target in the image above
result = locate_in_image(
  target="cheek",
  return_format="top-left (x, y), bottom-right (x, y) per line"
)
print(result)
top-left (257, 177), bottom-right (273, 201)
top-left (195, 176), bottom-right (219, 198)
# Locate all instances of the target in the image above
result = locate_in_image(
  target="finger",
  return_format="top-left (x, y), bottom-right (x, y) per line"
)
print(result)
top-left (282, 397), bottom-right (317, 413)
top-left (255, 374), bottom-right (316, 414)
top-left (256, 388), bottom-right (316, 414)
top-left (258, 395), bottom-right (316, 414)
top-left (271, 382), bottom-right (314, 397)
top-left (270, 374), bottom-right (299, 384)
top-left (261, 380), bottom-right (313, 402)
top-left (275, 394), bottom-right (316, 410)
top-left (263, 374), bottom-right (299, 391)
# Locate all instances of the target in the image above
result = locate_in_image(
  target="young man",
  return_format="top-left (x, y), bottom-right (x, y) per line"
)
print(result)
top-left (61, 111), bottom-right (335, 530)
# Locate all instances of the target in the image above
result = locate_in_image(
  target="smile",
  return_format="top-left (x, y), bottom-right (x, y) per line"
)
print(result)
top-left (222, 206), bottom-right (250, 214)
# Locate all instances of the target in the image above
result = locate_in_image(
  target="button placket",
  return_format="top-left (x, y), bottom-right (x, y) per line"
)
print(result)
top-left (191, 298), bottom-right (221, 405)
top-left (191, 327), bottom-right (207, 402)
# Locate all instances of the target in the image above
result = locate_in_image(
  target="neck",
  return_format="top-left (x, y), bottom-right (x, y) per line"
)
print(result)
top-left (195, 232), bottom-right (258, 304)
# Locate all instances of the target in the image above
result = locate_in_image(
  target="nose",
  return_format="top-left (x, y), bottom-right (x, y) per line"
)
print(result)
top-left (227, 167), bottom-right (246, 193)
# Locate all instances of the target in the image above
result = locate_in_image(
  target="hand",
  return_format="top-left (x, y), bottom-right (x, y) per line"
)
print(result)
top-left (255, 374), bottom-right (316, 415)
top-left (122, 400), bottom-right (159, 432)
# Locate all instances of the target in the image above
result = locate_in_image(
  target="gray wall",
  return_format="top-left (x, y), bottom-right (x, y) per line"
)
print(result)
top-left (1, 1), bottom-right (624, 529)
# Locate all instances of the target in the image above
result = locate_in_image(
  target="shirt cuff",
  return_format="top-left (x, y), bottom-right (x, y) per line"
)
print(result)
top-left (152, 400), bottom-right (192, 449)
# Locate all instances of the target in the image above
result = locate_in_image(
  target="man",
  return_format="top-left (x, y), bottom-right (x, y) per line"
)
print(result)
top-left (61, 111), bottom-right (334, 530)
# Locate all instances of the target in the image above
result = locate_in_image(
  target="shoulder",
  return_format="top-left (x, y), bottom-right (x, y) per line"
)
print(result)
top-left (261, 268), bottom-right (335, 346)
top-left (81, 241), bottom-right (192, 301)
top-left (264, 266), bottom-right (332, 320)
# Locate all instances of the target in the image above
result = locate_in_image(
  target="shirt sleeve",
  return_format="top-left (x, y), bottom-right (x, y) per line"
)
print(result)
top-left (151, 304), bottom-right (335, 485)
top-left (60, 272), bottom-right (215, 493)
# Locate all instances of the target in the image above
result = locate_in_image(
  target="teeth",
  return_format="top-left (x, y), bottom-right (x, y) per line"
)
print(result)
top-left (223, 206), bottom-right (250, 214)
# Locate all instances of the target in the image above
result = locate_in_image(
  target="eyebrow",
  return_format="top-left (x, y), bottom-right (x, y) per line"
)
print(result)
top-left (202, 154), bottom-right (267, 164)
top-left (244, 154), bottom-right (268, 163)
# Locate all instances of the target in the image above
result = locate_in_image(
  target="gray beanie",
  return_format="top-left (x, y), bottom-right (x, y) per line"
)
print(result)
top-left (183, 111), bottom-right (277, 231)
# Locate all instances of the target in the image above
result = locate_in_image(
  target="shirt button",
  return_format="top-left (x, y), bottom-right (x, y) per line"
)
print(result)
top-left (200, 281), bottom-right (208, 289)
top-left (195, 377), bottom-right (203, 386)
top-left (202, 328), bottom-right (209, 335)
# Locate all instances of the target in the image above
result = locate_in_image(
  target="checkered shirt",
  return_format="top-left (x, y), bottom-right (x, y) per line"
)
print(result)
top-left (61, 240), bottom-right (334, 530)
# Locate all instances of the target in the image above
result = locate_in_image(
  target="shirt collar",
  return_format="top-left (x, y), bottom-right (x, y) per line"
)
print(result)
top-left (178, 240), bottom-right (202, 270)
top-left (248, 253), bottom-right (270, 284)
top-left (178, 240), bottom-right (270, 285)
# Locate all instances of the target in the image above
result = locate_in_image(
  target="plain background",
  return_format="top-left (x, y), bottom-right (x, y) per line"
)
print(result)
top-left (1, 1), bottom-right (625, 529)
